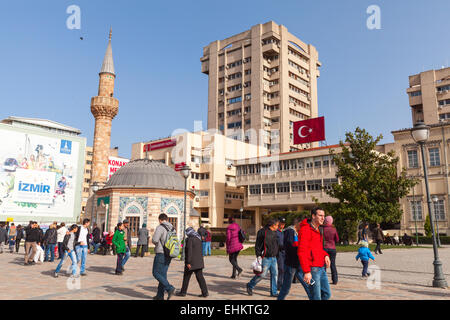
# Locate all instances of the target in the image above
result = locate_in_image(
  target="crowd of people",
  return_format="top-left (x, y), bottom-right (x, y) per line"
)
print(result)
top-left (1, 207), bottom-right (391, 301)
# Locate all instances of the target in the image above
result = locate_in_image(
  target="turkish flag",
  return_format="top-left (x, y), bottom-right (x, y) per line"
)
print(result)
top-left (293, 117), bottom-right (325, 144)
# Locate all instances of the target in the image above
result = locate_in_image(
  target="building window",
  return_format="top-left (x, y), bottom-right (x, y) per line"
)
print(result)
top-left (428, 148), bottom-right (440, 167)
top-left (307, 180), bottom-right (322, 191)
top-left (291, 181), bottom-right (306, 192)
top-left (306, 158), bottom-right (313, 168)
top-left (227, 96), bottom-right (242, 105)
top-left (289, 159), bottom-right (298, 170)
top-left (439, 99), bottom-right (450, 106)
top-left (249, 184), bottom-right (261, 195)
top-left (407, 150), bottom-right (419, 168)
top-left (297, 159), bottom-right (304, 169)
top-left (314, 157), bottom-right (322, 168)
top-left (433, 199), bottom-right (446, 221)
top-left (276, 182), bottom-right (290, 193)
top-left (409, 91), bottom-right (422, 97)
top-left (322, 155), bottom-right (330, 167)
top-left (199, 190), bottom-right (209, 197)
top-left (262, 183), bottom-right (275, 194)
top-left (410, 200), bottom-right (423, 221)
top-left (323, 178), bottom-right (338, 191)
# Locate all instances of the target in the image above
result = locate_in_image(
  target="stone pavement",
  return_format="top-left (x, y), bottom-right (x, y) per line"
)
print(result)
top-left (1, 247), bottom-right (449, 300)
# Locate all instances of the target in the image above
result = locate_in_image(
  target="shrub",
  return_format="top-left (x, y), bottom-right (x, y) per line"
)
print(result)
top-left (262, 210), bottom-right (309, 227)
top-left (424, 214), bottom-right (432, 237)
top-left (417, 236), bottom-right (450, 245)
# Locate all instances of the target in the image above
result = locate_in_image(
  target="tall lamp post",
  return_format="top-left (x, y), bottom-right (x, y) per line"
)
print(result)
top-left (240, 206), bottom-right (243, 226)
top-left (90, 182), bottom-right (99, 225)
top-left (432, 195), bottom-right (442, 247)
top-left (411, 122), bottom-right (448, 288)
top-left (412, 185), bottom-right (419, 247)
top-left (180, 165), bottom-right (191, 261)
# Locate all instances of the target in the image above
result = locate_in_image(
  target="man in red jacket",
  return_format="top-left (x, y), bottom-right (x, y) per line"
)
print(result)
top-left (298, 207), bottom-right (331, 300)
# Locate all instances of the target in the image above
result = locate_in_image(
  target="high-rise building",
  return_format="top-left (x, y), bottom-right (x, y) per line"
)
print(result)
top-left (200, 21), bottom-right (321, 154)
top-left (407, 67), bottom-right (450, 125)
top-left (90, 28), bottom-right (119, 188)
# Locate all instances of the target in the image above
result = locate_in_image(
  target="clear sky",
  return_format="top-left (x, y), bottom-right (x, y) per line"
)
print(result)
top-left (1, 0), bottom-right (449, 158)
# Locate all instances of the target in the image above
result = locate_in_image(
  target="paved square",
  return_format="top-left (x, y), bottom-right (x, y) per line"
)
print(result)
top-left (1, 247), bottom-right (449, 300)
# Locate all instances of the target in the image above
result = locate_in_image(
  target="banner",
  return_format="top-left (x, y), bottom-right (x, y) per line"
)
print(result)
top-left (12, 169), bottom-right (56, 204)
top-left (108, 157), bottom-right (129, 180)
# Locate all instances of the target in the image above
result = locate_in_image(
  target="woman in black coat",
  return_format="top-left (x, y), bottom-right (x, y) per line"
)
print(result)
top-left (176, 227), bottom-right (209, 297)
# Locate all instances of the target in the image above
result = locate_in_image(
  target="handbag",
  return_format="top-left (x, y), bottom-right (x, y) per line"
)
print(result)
top-left (238, 228), bottom-right (246, 243)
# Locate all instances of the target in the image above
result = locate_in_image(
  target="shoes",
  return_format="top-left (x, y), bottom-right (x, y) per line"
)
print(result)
top-left (80, 273), bottom-right (87, 276)
top-left (54, 273), bottom-right (59, 278)
top-left (175, 292), bottom-right (186, 297)
top-left (237, 269), bottom-right (243, 279)
top-left (230, 275), bottom-right (236, 279)
top-left (167, 287), bottom-right (175, 300)
top-left (115, 271), bottom-right (123, 275)
top-left (246, 284), bottom-right (253, 296)
top-left (270, 294), bottom-right (278, 298)
top-left (153, 296), bottom-right (163, 300)
top-left (122, 267), bottom-right (125, 271)
top-left (30, 261), bottom-right (36, 265)
top-left (198, 293), bottom-right (209, 298)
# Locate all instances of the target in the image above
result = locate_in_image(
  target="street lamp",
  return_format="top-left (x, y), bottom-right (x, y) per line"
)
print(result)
top-left (411, 122), bottom-right (448, 288)
top-left (240, 206), bottom-right (243, 226)
top-left (432, 195), bottom-right (442, 247)
top-left (180, 165), bottom-right (191, 261)
top-left (90, 182), bottom-right (99, 225)
top-left (412, 184), bottom-right (419, 247)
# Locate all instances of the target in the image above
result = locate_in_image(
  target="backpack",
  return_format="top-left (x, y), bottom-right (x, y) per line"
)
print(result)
top-left (161, 224), bottom-right (181, 258)
top-left (238, 228), bottom-right (246, 243)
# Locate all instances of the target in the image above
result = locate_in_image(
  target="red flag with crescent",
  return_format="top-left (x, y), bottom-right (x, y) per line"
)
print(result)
top-left (293, 117), bottom-right (325, 144)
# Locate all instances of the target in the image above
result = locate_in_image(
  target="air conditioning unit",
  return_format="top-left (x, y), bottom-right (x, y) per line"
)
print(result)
top-left (267, 59), bottom-right (271, 63)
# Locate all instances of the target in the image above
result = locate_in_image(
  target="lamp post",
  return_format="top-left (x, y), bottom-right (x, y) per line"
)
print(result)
top-left (90, 182), bottom-right (99, 224)
top-left (180, 165), bottom-right (191, 261)
top-left (411, 122), bottom-right (448, 288)
top-left (412, 184), bottom-right (419, 247)
top-left (432, 195), bottom-right (442, 247)
top-left (240, 206), bottom-right (243, 226)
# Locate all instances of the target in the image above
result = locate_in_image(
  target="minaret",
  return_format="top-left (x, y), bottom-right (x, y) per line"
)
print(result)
top-left (90, 28), bottom-right (119, 186)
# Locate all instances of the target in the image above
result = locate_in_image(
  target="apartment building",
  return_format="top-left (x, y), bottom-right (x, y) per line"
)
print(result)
top-left (235, 145), bottom-right (342, 234)
top-left (201, 21), bottom-right (321, 154)
top-left (407, 67), bottom-right (450, 125)
top-left (131, 131), bottom-right (266, 229)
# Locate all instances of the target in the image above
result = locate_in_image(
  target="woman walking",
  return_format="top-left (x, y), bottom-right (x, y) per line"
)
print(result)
top-left (226, 217), bottom-right (243, 279)
top-left (323, 216), bottom-right (339, 285)
top-left (54, 224), bottom-right (78, 277)
top-left (112, 222), bottom-right (126, 275)
top-left (176, 227), bottom-right (209, 297)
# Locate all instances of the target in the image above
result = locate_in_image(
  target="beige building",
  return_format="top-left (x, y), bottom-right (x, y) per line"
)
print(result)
top-left (131, 131), bottom-right (266, 230)
top-left (201, 21), bottom-right (321, 154)
top-left (408, 67), bottom-right (450, 125)
top-left (235, 145), bottom-right (341, 234)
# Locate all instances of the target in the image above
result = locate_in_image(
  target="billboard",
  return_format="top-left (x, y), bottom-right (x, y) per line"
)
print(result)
top-left (108, 156), bottom-right (129, 180)
top-left (0, 124), bottom-right (85, 222)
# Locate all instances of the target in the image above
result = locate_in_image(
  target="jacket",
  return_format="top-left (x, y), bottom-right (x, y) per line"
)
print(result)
top-left (16, 228), bottom-right (24, 240)
top-left (284, 226), bottom-right (300, 268)
top-left (276, 229), bottom-right (285, 252)
top-left (0, 228), bottom-right (7, 243)
top-left (106, 234), bottom-right (113, 245)
top-left (38, 228), bottom-right (44, 243)
top-left (356, 247), bottom-right (375, 261)
top-left (152, 221), bottom-right (174, 254)
top-left (374, 228), bottom-right (384, 241)
top-left (197, 227), bottom-right (208, 242)
top-left (185, 235), bottom-right (204, 270)
top-left (112, 230), bottom-right (127, 254)
top-left (255, 226), bottom-right (279, 258)
top-left (124, 227), bottom-right (132, 247)
top-left (43, 228), bottom-right (57, 245)
top-left (62, 233), bottom-right (76, 252)
top-left (137, 227), bottom-right (149, 245)
top-left (226, 222), bottom-right (243, 254)
top-left (297, 219), bottom-right (329, 273)
top-left (75, 226), bottom-right (90, 246)
top-left (323, 225), bottom-right (339, 250)
top-left (205, 230), bottom-right (212, 242)
top-left (25, 228), bottom-right (40, 242)
top-left (92, 227), bottom-right (101, 243)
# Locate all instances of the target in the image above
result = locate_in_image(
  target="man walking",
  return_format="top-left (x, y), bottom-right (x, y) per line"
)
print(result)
top-left (121, 219), bottom-right (132, 270)
top-left (24, 222), bottom-right (40, 265)
top-left (0, 224), bottom-right (7, 254)
top-left (15, 225), bottom-right (24, 253)
top-left (91, 223), bottom-right (102, 255)
top-left (374, 223), bottom-right (384, 254)
top-left (56, 223), bottom-right (67, 259)
top-left (43, 223), bottom-right (57, 262)
top-left (276, 217), bottom-right (286, 292)
top-left (135, 223), bottom-right (149, 257)
top-left (197, 224), bottom-right (208, 256)
top-left (298, 207), bottom-right (331, 300)
top-left (151, 213), bottom-right (176, 300)
top-left (75, 218), bottom-right (90, 276)
top-left (246, 219), bottom-right (279, 297)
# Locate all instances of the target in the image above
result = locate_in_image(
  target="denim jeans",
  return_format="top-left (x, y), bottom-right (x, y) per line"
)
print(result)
top-left (202, 242), bottom-right (207, 256)
top-left (44, 244), bottom-right (56, 261)
top-left (75, 245), bottom-right (88, 274)
top-left (277, 265), bottom-right (312, 300)
top-left (152, 253), bottom-right (174, 298)
top-left (361, 260), bottom-right (369, 276)
top-left (205, 241), bottom-right (211, 255)
top-left (116, 253), bottom-right (125, 273)
top-left (277, 252), bottom-right (285, 290)
top-left (57, 242), bottom-right (64, 259)
top-left (248, 257), bottom-right (278, 296)
top-left (55, 251), bottom-right (77, 276)
top-left (308, 267), bottom-right (331, 300)
top-left (122, 246), bottom-right (130, 267)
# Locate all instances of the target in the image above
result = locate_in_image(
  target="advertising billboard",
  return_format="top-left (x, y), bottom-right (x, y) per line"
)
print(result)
top-left (108, 156), bottom-right (129, 180)
top-left (0, 124), bottom-right (85, 223)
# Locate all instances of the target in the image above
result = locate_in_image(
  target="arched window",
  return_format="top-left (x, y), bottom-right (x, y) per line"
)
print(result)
top-left (126, 205), bottom-right (140, 214)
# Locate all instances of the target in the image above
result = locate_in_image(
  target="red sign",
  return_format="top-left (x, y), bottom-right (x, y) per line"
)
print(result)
top-left (143, 139), bottom-right (176, 152)
top-left (174, 162), bottom-right (186, 171)
top-left (293, 117), bottom-right (325, 144)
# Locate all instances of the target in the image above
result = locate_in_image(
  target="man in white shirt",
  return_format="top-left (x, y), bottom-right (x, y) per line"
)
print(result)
top-left (75, 218), bottom-right (91, 276)
top-left (57, 223), bottom-right (68, 260)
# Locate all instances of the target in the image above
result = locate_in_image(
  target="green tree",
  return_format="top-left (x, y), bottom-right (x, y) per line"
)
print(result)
top-left (424, 214), bottom-right (432, 237)
top-left (321, 127), bottom-right (418, 232)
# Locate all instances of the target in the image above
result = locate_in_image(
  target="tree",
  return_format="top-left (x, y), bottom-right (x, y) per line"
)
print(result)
top-left (424, 214), bottom-right (432, 237)
top-left (322, 127), bottom-right (417, 231)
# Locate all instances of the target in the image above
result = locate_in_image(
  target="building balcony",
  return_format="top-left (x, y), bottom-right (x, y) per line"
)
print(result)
top-left (201, 61), bottom-right (209, 74)
top-left (262, 42), bottom-right (280, 55)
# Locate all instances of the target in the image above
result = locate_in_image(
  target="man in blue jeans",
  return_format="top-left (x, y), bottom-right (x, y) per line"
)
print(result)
top-left (246, 219), bottom-right (279, 297)
top-left (298, 208), bottom-right (331, 300)
top-left (121, 219), bottom-right (132, 270)
top-left (151, 213), bottom-right (176, 300)
top-left (75, 218), bottom-right (91, 276)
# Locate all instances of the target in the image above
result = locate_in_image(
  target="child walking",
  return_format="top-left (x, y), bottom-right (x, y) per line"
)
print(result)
top-left (355, 240), bottom-right (375, 277)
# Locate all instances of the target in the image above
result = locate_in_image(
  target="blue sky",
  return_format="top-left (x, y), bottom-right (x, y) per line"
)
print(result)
top-left (1, 0), bottom-right (449, 158)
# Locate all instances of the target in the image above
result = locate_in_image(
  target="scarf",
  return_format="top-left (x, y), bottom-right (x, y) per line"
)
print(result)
top-left (186, 227), bottom-right (201, 241)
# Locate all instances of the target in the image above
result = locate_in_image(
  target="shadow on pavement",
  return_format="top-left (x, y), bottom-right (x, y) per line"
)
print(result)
top-left (87, 266), bottom-right (116, 274)
top-left (337, 265), bottom-right (450, 276)
top-left (205, 279), bottom-right (252, 297)
top-left (102, 285), bottom-right (154, 299)
top-left (404, 289), bottom-right (450, 298)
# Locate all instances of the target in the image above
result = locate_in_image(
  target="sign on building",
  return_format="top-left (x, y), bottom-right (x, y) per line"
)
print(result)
top-left (108, 156), bottom-right (129, 180)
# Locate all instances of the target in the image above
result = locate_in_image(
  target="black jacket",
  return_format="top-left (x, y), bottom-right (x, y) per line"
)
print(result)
top-left (255, 227), bottom-right (279, 258)
top-left (197, 227), bottom-right (208, 242)
top-left (124, 227), bottom-right (132, 247)
top-left (0, 228), bottom-right (7, 243)
top-left (92, 227), bottom-right (101, 243)
top-left (38, 228), bottom-right (44, 243)
top-left (25, 228), bottom-right (40, 242)
top-left (284, 227), bottom-right (300, 268)
top-left (185, 236), bottom-right (204, 270)
top-left (43, 228), bottom-right (57, 245)
top-left (16, 228), bottom-right (24, 240)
